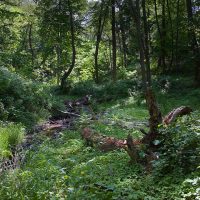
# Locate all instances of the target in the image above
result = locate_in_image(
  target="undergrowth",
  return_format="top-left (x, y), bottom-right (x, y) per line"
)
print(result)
top-left (0, 122), bottom-right (25, 158)
top-left (0, 74), bottom-right (199, 199)
top-left (0, 67), bottom-right (51, 128)
top-left (0, 113), bottom-right (199, 200)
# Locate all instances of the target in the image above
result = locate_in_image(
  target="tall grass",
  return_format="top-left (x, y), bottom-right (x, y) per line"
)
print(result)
top-left (0, 123), bottom-right (25, 158)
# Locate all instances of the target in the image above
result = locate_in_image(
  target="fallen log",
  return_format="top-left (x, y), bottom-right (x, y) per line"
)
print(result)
top-left (81, 128), bottom-right (126, 152)
top-left (34, 119), bottom-right (70, 133)
top-left (163, 106), bottom-right (192, 125)
top-left (81, 128), bottom-right (141, 152)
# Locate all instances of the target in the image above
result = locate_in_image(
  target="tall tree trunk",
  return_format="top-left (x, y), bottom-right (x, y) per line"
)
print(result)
top-left (175, 0), bottom-right (180, 71)
top-left (111, 0), bottom-right (117, 81)
top-left (186, 0), bottom-right (200, 86)
top-left (161, 0), bottom-right (166, 71)
top-left (153, 0), bottom-right (161, 36)
top-left (154, 0), bottom-right (166, 71)
top-left (166, 0), bottom-right (174, 70)
top-left (118, 4), bottom-right (128, 68)
top-left (56, 43), bottom-right (61, 85)
top-left (94, 0), bottom-right (105, 84)
top-left (142, 0), bottom-right (151, 86)
top-left (107, 34), bottom-right (112, 72)
top-left (116, 23), bottom-right (124, 67)
top-left (129, 0), bottom-right (147, 90)
top-left (61, 0), bottom-right (76, 89)
top-left (129, 0), bottom-right (162, 148)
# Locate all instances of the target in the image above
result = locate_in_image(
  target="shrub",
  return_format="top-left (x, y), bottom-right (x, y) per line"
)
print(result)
top-left (70, 79), bottom-right (139, 101)
top-left (0, 67), bottom-right (51, 127)
top-left (153, 111), bottom-right (200, 174)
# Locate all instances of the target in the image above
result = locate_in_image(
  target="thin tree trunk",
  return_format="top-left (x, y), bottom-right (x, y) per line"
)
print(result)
top-left (116, 24), bottom-right (124, 67)
top-left (161, 0), bottom-right (166, 71)
top-left (104, 51), bottom-right (110, 68)
top-left (153, 0), bottom-right (161, 69)
top-left (107, 35), bottom-right (112, 72)
top-left (154, 0), bottom-right (166, 71)
top-left (56, 43), bottom-right (61, 85)
top-left (118, 4), bottom-right (128, 68)
top-left (166, 0), bottom-right (174, 70)
top-left (186, 0), bottom-right (200, 86)
top-left (153, 0), bottom-right (161, 36)
top-left (129, 0), bottom-right (162, 149)
top-left (142, 0), bottom-right (151, 86)
top-left (129, 0), bottom-right (147, 90)
top-left (94, 0), bottom-right (105, 84)
top-left (175, 0), bottom-right (180, 71)
top-left (28, 23), bottom-right (34, 67)
top-left (61, 0), bottom-right (76, 89)
top-left (111, 0), bottom-right (117, 81)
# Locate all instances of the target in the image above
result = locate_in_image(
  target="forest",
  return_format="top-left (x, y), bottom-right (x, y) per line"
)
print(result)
top-left (0, 0), bottom-right (199, 199)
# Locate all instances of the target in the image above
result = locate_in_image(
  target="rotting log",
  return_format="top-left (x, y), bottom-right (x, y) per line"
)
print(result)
top-left (81, 128), bottom-right (141, 162)
top-left (81, 128), bottom-right (126, 152)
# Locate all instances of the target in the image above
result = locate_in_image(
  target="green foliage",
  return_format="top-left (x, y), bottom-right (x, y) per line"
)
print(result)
top-left (0, 126), bottom-right (198, 200)
top-left (0, 122), bottom-right (24, 158)
top-left (154, 111), bottom-right (200, 174)
top-left (70, 79), bottom-right (139, 100)
top-left (154, 75), bottom-right (200, 114)
top-left (180, 170), bottom-right (200, 200)
top-left (0, 67), bottom-right (51, 127)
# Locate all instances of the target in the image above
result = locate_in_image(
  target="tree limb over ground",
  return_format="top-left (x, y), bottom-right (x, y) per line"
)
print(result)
top-left (163, 106), bottom-right (192, 125)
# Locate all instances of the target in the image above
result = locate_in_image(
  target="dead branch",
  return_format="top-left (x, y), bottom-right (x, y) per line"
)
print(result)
top-left (163, 106), bottom-right (192, 125)
top-left (58, 110), bottom-right (81, 117)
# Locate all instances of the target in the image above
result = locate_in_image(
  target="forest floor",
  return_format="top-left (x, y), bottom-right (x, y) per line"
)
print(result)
top-left (1, 77), bottom-right (200, 199)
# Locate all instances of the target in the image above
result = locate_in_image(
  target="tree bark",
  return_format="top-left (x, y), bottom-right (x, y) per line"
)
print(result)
top-left (142, 0), bottom-right (151, 86)
top-left (141, 88), bottom-right (162, 146)
top-left (111, 0), bottom-right (117, 82)
top-left (61, 0), bottom-right (76, 90)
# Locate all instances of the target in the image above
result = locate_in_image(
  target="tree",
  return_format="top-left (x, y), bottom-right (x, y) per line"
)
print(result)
top-left (93, 0), bottom-right (106, 84)
top-left (61, 0), bottom-right (76, 89)
top-left (186, 0), bottom-right (200, 86)
top-left (111, 0), bottom-right (117, 81)
top-left (128, 0), bottom-right (148, 90)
